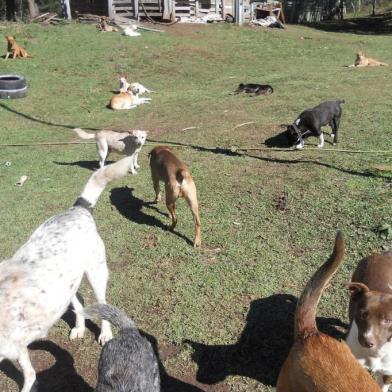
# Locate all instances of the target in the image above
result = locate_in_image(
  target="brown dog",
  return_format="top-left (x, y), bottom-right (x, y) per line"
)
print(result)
top-left (276, 232), bottom-right (381, 392)
top-left (349, 51), bottom-right (388, 67)
top-left (346, 251), bottom-right (392, 392)
top-left (149, 146), bottom-right (201, 247)
top-left (5, 35), bottom-right (30, 60)
top-left (97, 17), bottom-right (118, 32)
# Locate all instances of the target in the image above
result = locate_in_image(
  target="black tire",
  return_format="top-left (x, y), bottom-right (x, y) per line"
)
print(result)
top-left (0, 75), bottom-right (27, 99)
top-left (0, 75), bottom-right (26, 90)
top-left (0, 86), bottom-right (27, 99)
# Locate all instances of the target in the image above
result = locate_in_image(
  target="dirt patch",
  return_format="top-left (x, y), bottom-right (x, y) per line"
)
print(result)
top-left (274, 192), bottom-right (288, 212)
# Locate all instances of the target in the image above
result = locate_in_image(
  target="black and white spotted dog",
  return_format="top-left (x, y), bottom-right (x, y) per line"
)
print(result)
top-left (234, 83), bottom-right (274, 96)
top-left (286, 100), bottom-right (345, 149)
top-left (0, 156), bottom-right (138, 392)
top-left (82, 304), bottom-right (161, 392)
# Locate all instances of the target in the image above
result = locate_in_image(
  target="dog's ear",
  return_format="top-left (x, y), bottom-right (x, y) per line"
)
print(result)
top-left (344, 282), bottom-right (370, 300)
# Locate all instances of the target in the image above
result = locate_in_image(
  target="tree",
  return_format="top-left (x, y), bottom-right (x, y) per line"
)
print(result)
top-left (372, 0), bottom-right (376, 15)
top-left (5, 0), bottom-right (16, 20)
top-left (27, 0), bottom-right (39, 18)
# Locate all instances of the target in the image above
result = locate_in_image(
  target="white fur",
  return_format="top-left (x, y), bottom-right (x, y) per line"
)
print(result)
top-left (119, 77), bottom-right (131, 93)
top-left (347, 321), bottom-right (392, 391)
top-left (295, 140), bottom-right (305, 150)
top-left (317, 133), bottom-right (324, 148)
top-left (130, 82), bottom-right (153, 95)
top-left (123, 27), bottom-right (141, 37)
top-left (73, 128), bottom-right (147, 170)
top-left (0, 156), bottom-right (137, 392)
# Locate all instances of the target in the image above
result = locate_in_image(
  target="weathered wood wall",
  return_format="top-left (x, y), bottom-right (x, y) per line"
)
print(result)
top-left (283, 0), bottom-right (339, 22)
top-left (71, 0), bottom-right (108, 16)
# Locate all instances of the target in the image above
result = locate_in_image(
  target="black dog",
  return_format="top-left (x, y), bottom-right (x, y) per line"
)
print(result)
top-left (234, 83), bottom-right (273, 96)
top-left (82, 304), bottom-right (161, 392)
top-left (286, 100), bottom-right (345, 149)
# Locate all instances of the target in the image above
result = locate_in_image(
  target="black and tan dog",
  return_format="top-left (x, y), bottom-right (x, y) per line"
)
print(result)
top-left (234, 83), bottom-right (273, 96)
top-left (286, 100), bottom-right (345, 149)
top-left (149, 146), bottom-right (201, 247)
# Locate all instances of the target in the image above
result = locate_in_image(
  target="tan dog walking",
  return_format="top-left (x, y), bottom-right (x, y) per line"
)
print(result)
top-left (149, 146), bottom-right (201, 247)
top-left (5, 35), bottom-right (31, 60)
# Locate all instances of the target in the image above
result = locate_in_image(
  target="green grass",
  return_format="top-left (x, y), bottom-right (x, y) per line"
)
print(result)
top-left (0, 20), bottom-right (391, 391)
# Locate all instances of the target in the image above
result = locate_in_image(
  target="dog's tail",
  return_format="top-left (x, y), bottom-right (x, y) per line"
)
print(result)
top-left (73, 127), bottom-right (96, 140)
top-left (294, 231), bottom-right (345, 339)
top-left (82, 304), bottom-right (136, 332)
top-left (176, 168), bottom-right (189, 185)
top-left (76, 155), bottom-right (135, 208)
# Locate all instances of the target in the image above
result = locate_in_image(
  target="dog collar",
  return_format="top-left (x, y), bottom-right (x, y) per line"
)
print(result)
top-left (73, 197), bottom-right (93, 213)
top-left (292, 123), bottom-right (303, 143)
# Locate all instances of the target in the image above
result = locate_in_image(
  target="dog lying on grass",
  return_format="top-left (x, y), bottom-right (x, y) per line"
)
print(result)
top-left (5, 35), bottom-right (31, 60)
top-left (0, 156), bottom-right (139, 392)
top-left (97, 17), bottom-right (118, 32)
top-left (234, 83), bottom-right (273, 96)
top-left (349, 52), bottom-right (388, 67)
top-left (109, 85), bottom-right (151, 110)
top-left (73, 128), bottom-right (147, 170)
top-left (120, 77), bottom-right (153, 94)
top-left (82, 304), bottom-right (161, 392)
top-left (276, 232), bottom-right (381, 392)
top-left (286, 100), bottom-right (344, 149)
top-left (149, 146), bottom-right (201, 247)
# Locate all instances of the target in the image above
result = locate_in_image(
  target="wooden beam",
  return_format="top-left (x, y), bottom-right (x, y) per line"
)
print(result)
top-left (108, 0), bottom-right (114, 17)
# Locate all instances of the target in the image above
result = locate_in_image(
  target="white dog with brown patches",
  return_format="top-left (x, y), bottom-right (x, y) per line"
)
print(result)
top-left (73, 128), bottom-right (147, 170)
top-left (0, 156), bottom-right (138, 392)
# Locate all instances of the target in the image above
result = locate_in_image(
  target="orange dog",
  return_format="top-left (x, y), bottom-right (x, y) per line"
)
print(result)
top-left (5, 35), bottom-right (30, 60)
top-left (149, 146), bottom-right (201, 247)
top-left (276, 232), bottom-right (381, 392)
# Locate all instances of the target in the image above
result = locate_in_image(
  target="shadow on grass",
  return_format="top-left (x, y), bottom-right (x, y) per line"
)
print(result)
top-left (0, 103), bottom-right (100, 131)
top-left (0, 340), bottom-right (93, 392)
top-left (148, 137), bottom-right (388, 180)
top-left (53, 160), bottom-right (116, 171)
top-left (140, 331), bottom-right (205, 392)
top-left (0, 335), bottom-right (203, 392)
top-left (110, 186), bottom-right (193, 246)
top-left (307, 13), bottom-right (392, 35)
top-left (185, 294), bottom-right (348, 387)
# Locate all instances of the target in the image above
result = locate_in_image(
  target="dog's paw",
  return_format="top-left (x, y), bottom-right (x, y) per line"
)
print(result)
top-left (98, 330), bottom-right (113, 345)
top-left (193, 239), bottom-right (201, 248)
top-left (69, 326), bottom-right (85, 340)
top-left (317, 144), bottom-right (324, 148)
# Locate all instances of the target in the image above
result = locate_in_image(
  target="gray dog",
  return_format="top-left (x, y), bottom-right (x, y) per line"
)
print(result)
top-left (82, 304), bottom-right (161, 392)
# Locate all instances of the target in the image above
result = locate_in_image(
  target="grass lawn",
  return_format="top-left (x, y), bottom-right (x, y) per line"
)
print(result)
top-left (0, 18), bottom-right (391, 392)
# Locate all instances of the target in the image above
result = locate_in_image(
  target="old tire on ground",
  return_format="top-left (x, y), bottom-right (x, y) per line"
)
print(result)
top-left (0, 75), bottom-right (27, 99)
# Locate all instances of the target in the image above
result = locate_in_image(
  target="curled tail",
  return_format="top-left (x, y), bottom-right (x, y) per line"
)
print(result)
top-left (82, 304), bottom-right (136, 331)
top-left (73, 127), bottom-right (96, 140)
top-left (76, 155), bottom-right (136, 208)
top-left (294, 231), bottom-right (345, 339)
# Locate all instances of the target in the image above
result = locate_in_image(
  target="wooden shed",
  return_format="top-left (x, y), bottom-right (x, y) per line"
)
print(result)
top-left (283, 0), bottom-right (341, 23)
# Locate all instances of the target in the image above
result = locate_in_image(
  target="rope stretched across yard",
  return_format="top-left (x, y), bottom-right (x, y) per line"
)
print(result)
top-left (0, 140), bottom-right (391, 155)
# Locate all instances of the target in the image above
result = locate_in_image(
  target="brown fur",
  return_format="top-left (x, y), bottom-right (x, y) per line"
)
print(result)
top-left (109, 86), bottom-right (151, 110)
top-left (149, 146), bottom-right (201, 247)
top-left (276, 232), bottom-right (381, 392)
top-left (5, 35), bottom-right (31, 60)
top-left (97, 17), bottom-right (118, 32)
top-left (346, 251), bottom-right (392, 349)
top-left (349, 51), bottom-right (388, 67)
